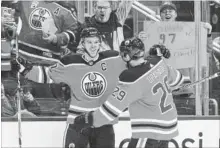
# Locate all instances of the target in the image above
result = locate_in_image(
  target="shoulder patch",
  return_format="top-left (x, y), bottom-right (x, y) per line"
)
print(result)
top-left (60, 53), bottom-right (85, 65)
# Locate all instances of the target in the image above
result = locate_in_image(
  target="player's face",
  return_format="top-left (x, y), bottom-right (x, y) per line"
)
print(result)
top-left (94, 1), bottom-right (112, 23)
top-left (160, 8), bottom-right (177, 22)
top-left (83, 36), bottom-right (101, 58)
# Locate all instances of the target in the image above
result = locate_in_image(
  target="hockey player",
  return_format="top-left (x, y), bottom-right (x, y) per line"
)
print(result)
top-left (74, 38), bottom-right (189, 148)
top-left (24, 27), bottom-right (126, 148)
top-left (11, 1), bottom-right (79, 66)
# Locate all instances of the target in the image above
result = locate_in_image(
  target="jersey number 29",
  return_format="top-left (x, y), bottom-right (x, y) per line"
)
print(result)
top-left (153, 76), bottom-right (172, 114)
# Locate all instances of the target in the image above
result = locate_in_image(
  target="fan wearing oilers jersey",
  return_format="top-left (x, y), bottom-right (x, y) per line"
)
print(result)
top-left (74, 38), bottom-right (190, 148)
top-left (10, 1), bottom-right (79, 66)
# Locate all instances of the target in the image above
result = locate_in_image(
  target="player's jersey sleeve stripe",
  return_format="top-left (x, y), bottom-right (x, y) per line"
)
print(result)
top-left (105, 101), bottom-right (123, 115)
top-left (69, 105), bottom-right (98, 112)
top-left (63, 32), bottom-right (70, 43)
top-left (44, 67), bottom-right (53, 83)
top-left (132, 126), bottom-right (178, 135)
top-left (131, 122), bottom-right (177, 129)
top-left (42, 66), bottom-right (47, 83)
top-left (99, 107), bottom-right (114, 121)
top-left (66, 30), bottom-right (76, 41)
top-left (38, 66), bottom-right (44, 83)
top-left (102, 104), bottom-right (118, 118)
top-left (131, 118), bottom-right (177, 125)
top-left (169, 70), bottom-right (183, 87)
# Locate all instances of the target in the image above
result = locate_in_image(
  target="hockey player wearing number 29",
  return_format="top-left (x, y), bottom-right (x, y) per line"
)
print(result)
top-left (74, 38), bottom-right (190, 148)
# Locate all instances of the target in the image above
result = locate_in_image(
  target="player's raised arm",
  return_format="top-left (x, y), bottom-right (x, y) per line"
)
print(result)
top-left (167, 65), bottom-right (186, 87)
top-left (148, 44), bottom-right (191, 89)
top-left (24, 61), bottom-right (65, 84)
top-left (55, 2), bottom-right (79, 46)
top-left (42, 2), bottom-right (80, 48)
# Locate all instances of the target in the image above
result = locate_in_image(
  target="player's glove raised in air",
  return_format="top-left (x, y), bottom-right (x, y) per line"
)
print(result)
top-left (149, 44), bottom-right (171, 59)
top-left (74, 111), bottom-right (94, 136)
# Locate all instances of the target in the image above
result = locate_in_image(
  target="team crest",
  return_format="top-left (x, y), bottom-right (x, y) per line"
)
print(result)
top-left (81, 72), bottom-right (107, 98)
top-left (29, 7), bottom-right (51, 30)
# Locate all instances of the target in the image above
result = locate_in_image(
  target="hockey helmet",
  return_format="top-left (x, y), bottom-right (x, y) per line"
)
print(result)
top-left (80, 27), bottom-right (101, 40)
top-left (120, 37), bottom-right (145, 61)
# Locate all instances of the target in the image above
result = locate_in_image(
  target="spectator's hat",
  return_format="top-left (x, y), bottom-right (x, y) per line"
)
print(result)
top-left (160, 2), bottom-right (177, 13)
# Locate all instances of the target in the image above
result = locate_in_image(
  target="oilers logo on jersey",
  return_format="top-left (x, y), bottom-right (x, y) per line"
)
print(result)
top-left (81, 72), bottom-right (107, 98)
top-left (29, 7), bottom-right (51, 30)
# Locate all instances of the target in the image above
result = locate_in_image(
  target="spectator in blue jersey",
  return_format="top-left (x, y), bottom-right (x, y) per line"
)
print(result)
top-left (78, 0), bottom-right (134, 52)
top-left (74, 39), bottom-right (190, 148)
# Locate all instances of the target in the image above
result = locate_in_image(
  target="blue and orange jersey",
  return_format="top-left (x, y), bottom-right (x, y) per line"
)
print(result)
top-left (25, 50), bottom-right (126, 124)
top-left (92, 56), bottom-right (186, 140)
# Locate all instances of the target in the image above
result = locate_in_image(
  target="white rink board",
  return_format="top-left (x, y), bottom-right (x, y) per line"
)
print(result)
top-left (1, 119), bottom-right (220, 148)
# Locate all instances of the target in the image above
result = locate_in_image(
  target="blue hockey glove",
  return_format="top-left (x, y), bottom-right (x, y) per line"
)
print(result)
top-left (74, 111), bottom-right (94, 136)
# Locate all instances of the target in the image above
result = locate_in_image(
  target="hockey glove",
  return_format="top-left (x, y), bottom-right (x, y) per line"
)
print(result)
top-left (17, 57), bottom-right (33, 76)
top-left (74, 111), bottom-right (94, 136)
top-left (149, 44), bottom-right (171, 59)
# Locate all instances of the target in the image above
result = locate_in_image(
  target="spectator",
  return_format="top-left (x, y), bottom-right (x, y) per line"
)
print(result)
top-left (1, 83), bottom-right (41, 117)
top-left (139, 2), bottom-right (213, 98)
top-left (1, 83), bottom-right (17, 117)
top-left (5, 0), bottom-right (79, 66)
top-left (78, 0), bottom-right (134, 51)
top-left (22, 89), bottom-right (41, 116)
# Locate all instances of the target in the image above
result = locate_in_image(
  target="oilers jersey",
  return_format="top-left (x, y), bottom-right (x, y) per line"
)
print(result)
top-left (16, 1), bottom-right (78, 66)
top-left (25, 50), bottom-right (126, 123)
top-left (92, 57), bottom-right (186, 140)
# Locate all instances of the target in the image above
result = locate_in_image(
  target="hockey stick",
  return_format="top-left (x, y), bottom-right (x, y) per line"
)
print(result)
top-left (155, 49), bottom-right (220, 90)
top-left (14, 17), bottom-right (22, 148)
top-left (177, 72), bottom-right (220, 90)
